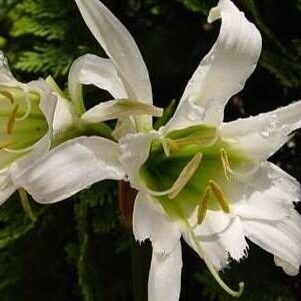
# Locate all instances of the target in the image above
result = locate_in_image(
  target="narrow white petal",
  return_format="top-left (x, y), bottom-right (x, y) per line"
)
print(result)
top-left (222, 100), bottom-right (301, 160)
top-left (0, 169), bottom-right (16, 205)
top-left (27, 79), bottom-right (58, 154)
top-left (148, 242), bottom-right (182, 301)
top-left (82, 99), bottom-right (163, 124)
top-left (242, 212), bottom-right (301, 276)
top-left (74, 0), bottom-right (152, 104)
top-left (68, 54), bottom-right (127, 113)
top-left (12, 137), bottom-right (124, 203)
top-left (185, 211), bottom-right (248, 270)
top-left (165, 0), bottom-right (262, 131)
top-left (133, 192), bottom-right (181, 254)
top-left (230, 162), bottom-right (300, 221)
top-left (119, 132), bottom-right (158, 189)
top-left (52, 94), bottom-right (74, 137)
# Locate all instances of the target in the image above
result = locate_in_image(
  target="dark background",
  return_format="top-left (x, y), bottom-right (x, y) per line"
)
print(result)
top-left (0, 0), bottom-right (300, 300)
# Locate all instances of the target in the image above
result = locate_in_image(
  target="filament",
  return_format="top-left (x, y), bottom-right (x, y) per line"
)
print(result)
top-left (16, 85), bottom-right (32, 121)
top-left (188, 228), bottom-right (244, 298)
top-left (144, 152), bottom-right (203, 197)
top-left (220, 148), bottom-right (232, 182)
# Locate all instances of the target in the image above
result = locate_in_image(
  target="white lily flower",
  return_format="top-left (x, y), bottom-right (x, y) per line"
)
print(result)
top-left (0, 51), bottom-right (60, 205)
top-left (11, 0), bottom-right (301, 299)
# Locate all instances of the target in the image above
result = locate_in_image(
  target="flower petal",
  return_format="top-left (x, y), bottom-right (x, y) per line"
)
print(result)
top-left (165, 0), bottom-right (262, 131)
top-left (12, 137), bottom-right (124, 203)
top-left (230, 162), bottom-right (300, 221)
top-left (68, 54), bottom-right (127, 114)
top-left (0, 169), bottom-right (16, 205)
top-left (185, 211), bottom-right (248, 270)
top-left (133, 192), bottom-right (181, 254)
top-left (241, 211), bottom-right (301, 276)
top-left (119, 132), bottom-right (158, 189)
top-left (82, 99), bottom-right (163, 124)
top-left (221, 100), bottom-right (301, 160)
top-left (27, 79), bottom-right (58, 154)
top-left (148, 241), bottom-right (182, 301)
top-left (74, 0), bottom-right (152, 104)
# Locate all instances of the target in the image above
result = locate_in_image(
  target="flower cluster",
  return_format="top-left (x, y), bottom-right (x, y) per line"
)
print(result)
top-left (1, 0), bottom-right (301, 299)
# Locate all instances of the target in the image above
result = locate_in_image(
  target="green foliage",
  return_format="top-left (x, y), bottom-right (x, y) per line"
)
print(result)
top-left (5, 0), bottom-right (91, 80)
top-left (176, 0), bottom-right (215, 14)
top-left (13, 45), bottom-right (75, 77)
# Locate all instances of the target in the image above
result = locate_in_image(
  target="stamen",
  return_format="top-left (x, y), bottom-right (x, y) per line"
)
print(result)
top-left (4, 144), bottom-right (34, 154)
top-left (0, 91), bottom-right (14, 104)
top-left (220, 148), bottom-right (232, 182)
top-left (144, 152), bottom-right (203, 197)
top-left (197, 186), bottom-right (210, 224)
top-left (188, 229), bottom-right (244, 298)
top-left (209, 180), bottom-right (230, 213)
top-left (7, 104), bottom-right (19, 135)
top-left (168, 152), bottom-right (203, 199)
top-left (18, 188), bottom-right (37, 222)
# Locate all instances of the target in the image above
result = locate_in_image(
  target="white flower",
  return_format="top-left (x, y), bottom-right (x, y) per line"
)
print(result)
top-left (11, 0), bottom-right (301, 299)
top-left (0, 51), bottom-right (59, 205)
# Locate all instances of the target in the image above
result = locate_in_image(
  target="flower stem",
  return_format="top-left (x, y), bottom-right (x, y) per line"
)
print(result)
top-left (18, 188), bottom-right (37, 222)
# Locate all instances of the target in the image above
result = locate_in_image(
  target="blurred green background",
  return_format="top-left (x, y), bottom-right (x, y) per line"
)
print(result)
top-left (0, 0), bottom-right (300, 300)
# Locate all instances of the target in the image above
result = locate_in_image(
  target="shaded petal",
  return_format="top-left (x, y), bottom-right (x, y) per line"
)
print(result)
top-left (165, 0), bottom-right (262, 131)
top-left (68, 54), bottom-right (127, 114)
top-left (230, 162), bottom-right (300, 221)
top-left (242, 211), bottom-right (301, 276)
top-left (27, 79), bottom-right (58, 154)
top-left (185, 211), bottom-right (248, 270)
top-left (0, 169), bottom-right (16, 205)
top-left (148, 241), bottom-right (182, 301)
top-left (133, 192), bottom-right (181, 254)
top-left (221, 100), bottom-right (301, 161)
top-left (82, 99), bottom-right (162, 124)
top-left (119, 132), bottom-right (158, 189)
top-left (12, 137), bottom-right (124, 203)
top-left (74, 0), bottom-right (152, 104)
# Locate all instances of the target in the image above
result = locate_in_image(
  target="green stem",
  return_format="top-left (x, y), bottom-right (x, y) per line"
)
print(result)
top-left (18, 188), bottom-right (37, 222)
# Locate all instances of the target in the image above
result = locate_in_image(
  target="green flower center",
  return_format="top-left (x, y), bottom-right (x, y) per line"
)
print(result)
top-left (140, 125), bottom-right (253, 222)
top-left (0, 86), bottom-right (48, 169)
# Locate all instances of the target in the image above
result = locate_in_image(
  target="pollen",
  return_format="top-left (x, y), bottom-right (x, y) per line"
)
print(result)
top-left (168, 152), bottom-right (203, 199)
top-left (220, 148), bottom-right (232, 182)
top-left (209, 180), bottom-right (230, 213)
top-left (7, 104), bottom-right (19, 135)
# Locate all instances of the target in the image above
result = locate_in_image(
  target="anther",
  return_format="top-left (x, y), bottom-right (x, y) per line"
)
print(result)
top-left (7, 104), bottom-right (19, 135)
top-left (0, 91), bottom-right (14, 104)
top-left (220, 148), bottom-right (232, 182)
top-left (168, 152), bottom-right (203, 199)
top-left (197, 186), bottom-right (210, 224)
top-left (209, 180), bottom-right (230, 213)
